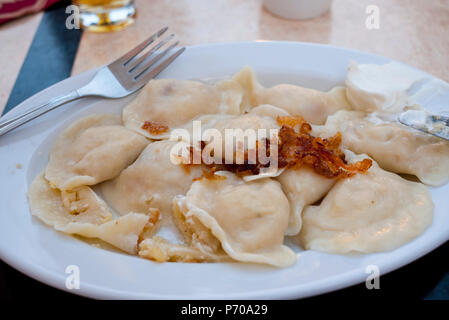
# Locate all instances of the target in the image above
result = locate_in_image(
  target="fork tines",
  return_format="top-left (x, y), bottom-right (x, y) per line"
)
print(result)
top-left (111, 27), bottom-right (185, 83)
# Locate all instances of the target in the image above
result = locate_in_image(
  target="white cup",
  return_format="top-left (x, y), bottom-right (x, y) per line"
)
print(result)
top-left (263, 0), bottom-right (332, 20)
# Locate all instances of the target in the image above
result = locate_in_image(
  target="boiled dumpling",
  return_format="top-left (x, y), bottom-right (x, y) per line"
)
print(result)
top-left (28, 173), bottom-right (151, 254)
top-left (45, 114), bottom-right (148, 191)
top-left (199, 111), bottom-right (283, 181)
top-left (298, 152), bottom-right (434, 254)
top-left (173, 172), bottom-right (296, 267)
top-left (207, 112), bottom-right (279, 164)
top-left (315, 110), bottom-right (449, 186)
top-left (169, 106), bottom-right (287, 181)
top-left (169, 113), bottom-right (236, 145)
top-left (277, 167), bottom-right (336, 236)
top-left (247, 104), bottom-right (291, 119)
top-left (101, 140), bottom-right (203, 220)
top-left (172, 190), bottom-right (227, 259)
top-left (123, 78), bottom-right (244, 139)
top-left (184, 104), bottom-right (286, 153)
top-left (231, 66), bottom-right (263, 111)
top-left (30, 173), bottom-right (113, 226)
top-left (232, 67), bottom-right (351, 124)
top-left (140, 191), bottom-right (231, 263)
top-left (257, 85), bottom-right (351, 125)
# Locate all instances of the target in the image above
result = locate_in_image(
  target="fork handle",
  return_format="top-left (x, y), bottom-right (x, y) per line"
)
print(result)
top-left (0, 90), bottom-right (81, 136)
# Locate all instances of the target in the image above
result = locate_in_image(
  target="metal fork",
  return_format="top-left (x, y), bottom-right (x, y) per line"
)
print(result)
top-left (0, 27), bottom-right (184, 136)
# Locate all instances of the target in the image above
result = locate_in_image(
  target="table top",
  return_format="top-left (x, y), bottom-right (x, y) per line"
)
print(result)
top-left (0, 0), bottom-right (448, 300)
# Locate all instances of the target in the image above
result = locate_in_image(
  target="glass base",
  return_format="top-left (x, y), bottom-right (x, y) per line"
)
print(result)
top-left (78, 2), bottom-right (136, 32)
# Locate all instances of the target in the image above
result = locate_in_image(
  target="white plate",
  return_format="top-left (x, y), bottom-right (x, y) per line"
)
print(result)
top-left (1, 41), bottom-right (448, 300)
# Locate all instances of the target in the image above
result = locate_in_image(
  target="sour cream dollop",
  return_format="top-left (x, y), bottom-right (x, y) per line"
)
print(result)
top-left (345, 61), bottom-right (425, 113)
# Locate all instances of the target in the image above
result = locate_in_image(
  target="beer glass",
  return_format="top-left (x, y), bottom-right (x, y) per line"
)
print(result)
top-left (72, 0), bottom-right (136, 32)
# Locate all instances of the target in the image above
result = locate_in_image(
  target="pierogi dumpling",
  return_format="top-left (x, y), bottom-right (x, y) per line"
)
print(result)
top-left (207, 113), bottom-right (280, 164)
top-left (298, 153), bottom-right (434, 254)
top-left (200, 111), bottom-right (284, 181)
top-left (28, 173), bottom-right (150, 254)
top-left (187, 105), bottom-right (286, 159)
top-left (168, 105), bottom-right (288, 180)
top-left (277, 167), bottom-right (336, 236)
top-left (315, 110), bottom-right (449, 186)
top-left (247, 104), bottom-right (291, 119)
top-left (232, 67), bottom-right (352, 124)
top-left (101, 140), bottom-right (202, 219)
top-left (123, 78), bottom-right (244, 139)
top-left (231, 66), bottom-right (263, 111)
top-left (169, 113), bottom-right (236, 145)
top-left (45, 114), bottom-right (148, 191)
top-left (257, 85), bottom-right (351, 125)
top-left (173, 172), bottom-right (296, 267)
